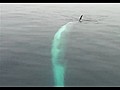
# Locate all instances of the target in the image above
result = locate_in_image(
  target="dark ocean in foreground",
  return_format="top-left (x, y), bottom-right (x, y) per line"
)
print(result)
top-left (0, 3), bottom-right (120, 86)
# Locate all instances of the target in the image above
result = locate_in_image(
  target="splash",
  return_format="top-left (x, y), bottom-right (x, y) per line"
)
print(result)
top-left (51, 22), bottom-right (76, 87)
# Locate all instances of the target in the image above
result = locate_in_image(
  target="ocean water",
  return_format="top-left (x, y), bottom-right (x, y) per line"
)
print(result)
top-left (0, 3), bottom-right (120, 86)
